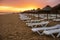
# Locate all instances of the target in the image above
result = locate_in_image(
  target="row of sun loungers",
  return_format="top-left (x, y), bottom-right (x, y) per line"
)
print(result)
top-left (19, 14), bottom-right (60, 21)
top-left (19, 14), bottom-right (60, 38)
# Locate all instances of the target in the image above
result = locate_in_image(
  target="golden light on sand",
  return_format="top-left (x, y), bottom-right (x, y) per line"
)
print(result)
top-left (0, 6), bottom-right (37, 12)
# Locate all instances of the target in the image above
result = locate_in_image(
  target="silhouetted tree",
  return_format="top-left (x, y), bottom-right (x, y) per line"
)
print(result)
top-left (36, 8), bottom-right (41, 11)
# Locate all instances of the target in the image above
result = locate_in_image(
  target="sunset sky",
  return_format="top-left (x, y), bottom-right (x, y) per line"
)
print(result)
top-left (0, 0), bottom-right (60, 12)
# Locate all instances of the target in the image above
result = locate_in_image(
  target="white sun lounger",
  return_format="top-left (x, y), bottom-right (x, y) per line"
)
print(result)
top-left (43, 28), bottom-right (60, 38)
top-left (53, 19), bottom-right (60, 21)
top-left (26, 20), bottom-right (41, 23)
top-left (26, 19), bottom-right (44, 23)
top-left (31, 20), bottom-right (40, 22)
top-left (19, 14), bottom-right (31, 21)
top-left (26, 21), bottom-right (49, 28)
top-left (31, 24), bottom-right (60, 35)
top-left (21, 17), bottom-right (31, 20)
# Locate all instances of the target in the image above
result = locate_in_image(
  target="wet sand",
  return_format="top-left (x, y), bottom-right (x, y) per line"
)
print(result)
top-left (0, 13), bottom-right (60, 40)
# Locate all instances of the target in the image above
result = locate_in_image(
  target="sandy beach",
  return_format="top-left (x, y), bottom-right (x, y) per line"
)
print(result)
top-left (0, 13), bottom-right (60, 40)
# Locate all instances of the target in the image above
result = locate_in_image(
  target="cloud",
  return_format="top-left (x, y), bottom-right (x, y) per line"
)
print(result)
top-left (0, 0), bottom-right (2, 1)
top-left (45, 0), bottom-right (60, 6)
top-left (0, 0), bottom-right (60, 8)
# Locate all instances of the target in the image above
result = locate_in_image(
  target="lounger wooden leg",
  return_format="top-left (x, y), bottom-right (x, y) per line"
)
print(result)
top-left (41, 24), bottom-right (44, 27)
top-left (31, 26), bottom-right (33, 28)
top-left (35, 25), bottom-right (37, 28)
top-left (37, 31), bottom-right (43, 35)
top-left (51, 34), bottom-right (55, 38)
top-left (41, 24), bottom-right (48, 27)
top-left (57, 33), bottom-right (60, 37)
top-left (44, 24), bottom-right (48, 27)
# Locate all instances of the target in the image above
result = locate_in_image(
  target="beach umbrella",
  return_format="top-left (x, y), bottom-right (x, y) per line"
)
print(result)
top-left (42, 5), bottom-right (52, 20)
top-left (36, 8), bottom-right (41, 19)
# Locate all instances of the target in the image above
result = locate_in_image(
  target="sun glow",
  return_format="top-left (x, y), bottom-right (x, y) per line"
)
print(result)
top-left (0, 6), bottom-right (37, 12)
